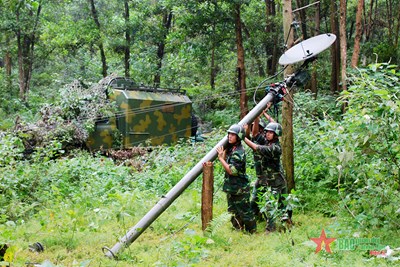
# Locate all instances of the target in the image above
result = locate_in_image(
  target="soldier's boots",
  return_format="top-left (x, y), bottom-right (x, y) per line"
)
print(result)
top-left (231, 216), bottom-right (244, 231)
top-left (231, 216), bottom-right (256, 234)
top-left (244, 220), bottom-right (257, 234)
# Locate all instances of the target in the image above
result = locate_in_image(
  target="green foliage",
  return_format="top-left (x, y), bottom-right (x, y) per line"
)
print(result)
top-left (0, 126), bottom-right (223, 223)
top-left (0, 133), bottom-right (24, 166)
top-left (295, 64), bottom-right (400, 230)
top-left (257, 189), bottom-right (300, 229)
top-left (1, 101), bottom-right (400, 265)
top-left (0, 0), bottom-right (399, 264)
top-left (156, 229), bottom-right (210, 266)
top-left (372, 43), bottom-right (399, 64)
top-left (206, 212), bottom-right (231, 236)
top-left (293, 92), bottom-right (343, 215)
top-left (335, 64), bottom-right (400, 230)
top-left (0, 96), bottom-right (38, 130)
top-left (190, 87), bottom-right (241, 128)
top-left (0, 149), bottom-right (133, 222)
top-left (132, 132), bottom-right (224, 195)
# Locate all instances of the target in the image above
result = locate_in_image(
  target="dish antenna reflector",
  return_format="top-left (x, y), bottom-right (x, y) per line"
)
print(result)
top-left (278, 33), bottom-right (336, 65)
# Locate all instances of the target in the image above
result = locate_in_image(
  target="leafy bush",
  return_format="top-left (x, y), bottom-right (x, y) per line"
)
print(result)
top-left (0, 126), bottom-right (225, 224)
top-left (0, 133), bottom-right (25, 166)
top-left (336, 64), bottom-right (400, 230)
top-left (294, 93), bottom-right (342, 215)
top-left (0, 149), bottom-right (133, 222)
top-left (295, 64), bottom-right (400, 230)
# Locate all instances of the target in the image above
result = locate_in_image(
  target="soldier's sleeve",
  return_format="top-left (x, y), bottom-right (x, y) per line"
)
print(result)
top-left (253, 134), bottom-right (266, 145)
top-left (228, 150), bottom-right (245, 176)
top-left (256, 142), bottom-right (281, 158)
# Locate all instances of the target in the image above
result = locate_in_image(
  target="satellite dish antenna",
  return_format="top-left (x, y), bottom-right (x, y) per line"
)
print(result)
top-left (278, 33), bottom-right (336, 65)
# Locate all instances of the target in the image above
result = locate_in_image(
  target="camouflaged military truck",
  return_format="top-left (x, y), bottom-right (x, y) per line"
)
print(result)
top-left (86, 77), bottom-right (194, 150)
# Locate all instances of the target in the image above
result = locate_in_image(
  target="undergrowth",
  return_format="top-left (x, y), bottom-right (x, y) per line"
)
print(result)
top-left (0, 64), bottom-right (399, 266)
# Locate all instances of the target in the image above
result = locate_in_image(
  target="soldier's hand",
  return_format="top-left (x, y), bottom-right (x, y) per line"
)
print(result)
top-left (216, 146), bottom-right (225, 159)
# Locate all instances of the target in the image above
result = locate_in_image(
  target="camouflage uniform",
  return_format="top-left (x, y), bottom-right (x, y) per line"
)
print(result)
top-left (250, 133), bottom-right (267, 218)
top-left (255, 139), bottom-right (287, 231)
top-left (223, 143), bottom-right (256, 233)
top-left (252, 133), bottom-right (267, 178)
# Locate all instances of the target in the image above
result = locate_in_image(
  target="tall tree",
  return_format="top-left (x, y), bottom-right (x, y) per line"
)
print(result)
top-left (13, 0), bottom-right (42, 102)
top-left (394, 4), bottom-right (400, 51)
top-left (234, 3), bottom-right (248, 119)
top-left (163, 0), bottom-right (234, 89)
top-left (339, 0), bottom-right (347, 92)
top-left (295, 0), bottom-right (308, 40)
top-left (329, 0), bottom-right (340, 93)
top-left (264, 0), bottom-right (279, 75)
top-left (210, 19), bottom-right (217, 89)
top-left (310, 2), bottom-right (321, 98)
top-left (282, 0), bottom-right (295, 192)
top-left (154, 9), bottom-right (173, 87)
top-left (4, 38), bottom-right (13, 94)
top-left (124, 0), bottom-right (131, 78)
top-left (0, 0), bottom-right (14, 94)
top-left (364, 0), bottom-right (375, 42)
top-left (88, 0), bottom-right (108, 77)
top-left (384, 0), bottom-right (400, 62)
top-left (351, 0), bottom-right (364, 68)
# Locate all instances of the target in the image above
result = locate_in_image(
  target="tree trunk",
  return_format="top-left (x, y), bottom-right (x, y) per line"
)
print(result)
top-left (310, 3), bottom-right (321, 98)
top-left (339, 0), bottom-right (348, 114)
top-left (154, 11), bottom-right (172, 87)
top-left (394, 9), bottom-right (400, 50)
top-left (364, 0), bottom-right (375, 41)
top-left (271, 36), bottom-right (279, 75)
top-left (295, 0), bottom-right (308, 40)
top-left (210, 2), bottom-right (218, 90)
top-left (210, 44), bottom-right (216, 90)
top-left (124, 0), bottom-right (131, 78)
top-left (329, 0), bottom-right (340, 94)
top-left (282, 0), bottom-right (295, 192)
top-left (339, 0), bottom-right (347, 92)
top-left (234, 4), bottom-right (248, 119)
top-left (386, 0), bottom-right (393, 44)
top-left (16, 4), bottom-right (41, 103)
top-left (385, 0), bottom-right (399, 48)
top-left (99, 44), bottom-right (107, 78)
top-left (88, 0), bottom-right (108, 77)
top-left (351, 0), bottom-right (363, 68)
top-left (265, 0), bottom-right (278, 75)
top-left (5, 48), bottom-right (12, 93)
top-left (17, 34), bottom-right (29, 102)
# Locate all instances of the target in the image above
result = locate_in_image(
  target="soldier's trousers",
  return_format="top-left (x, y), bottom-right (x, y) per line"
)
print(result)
top-left (227, 192), bottom-right (256, 233)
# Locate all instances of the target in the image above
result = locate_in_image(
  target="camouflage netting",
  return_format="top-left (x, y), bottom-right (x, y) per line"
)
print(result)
top-left (14, 74), bottom-right (119, 155)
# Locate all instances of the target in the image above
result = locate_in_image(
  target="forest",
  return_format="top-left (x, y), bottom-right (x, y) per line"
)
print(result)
top-left (0, 0), bottom-right (399, 266)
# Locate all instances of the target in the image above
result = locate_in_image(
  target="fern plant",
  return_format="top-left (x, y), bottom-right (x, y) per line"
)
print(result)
top-left (206, 212), bottom-right (231, 236)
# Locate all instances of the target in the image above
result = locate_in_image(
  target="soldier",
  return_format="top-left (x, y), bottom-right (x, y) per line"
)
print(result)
top-left (216, 124), bottom-right (256, 234)
top-left (243, 121), bottom-right (288, 234)
top-left (248, 111), bottom-right (275, 220)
